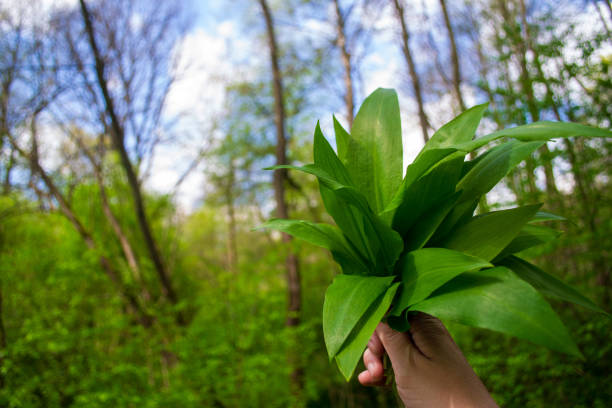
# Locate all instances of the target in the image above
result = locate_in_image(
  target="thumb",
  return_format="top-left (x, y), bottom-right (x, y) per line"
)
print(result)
top-left (375, 322), bottom-right (421, 370)
top-left (375, 322), bottom-right (412, 353)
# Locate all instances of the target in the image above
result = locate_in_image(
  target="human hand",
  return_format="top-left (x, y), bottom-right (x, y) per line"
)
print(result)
top-left (358, 313), bottom-right (498, 408)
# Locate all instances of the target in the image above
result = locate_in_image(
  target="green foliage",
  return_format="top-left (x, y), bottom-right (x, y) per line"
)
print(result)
top-left (440, 204), bottom-right (541, 261)
top-left (342, 88), bottom-right (403, 213)
top-left (334, 283), bottom-right (399, 381)
top-left (389, 248), bottom-right (492, 316)
top-left (498, 256), bottom-right (606, 314)
top-left (411, 266), bottom-right (581, 358)
top-left (323, 275), bottom-right (395, 360)
top-left (265, 87), bottom-right (611, 380)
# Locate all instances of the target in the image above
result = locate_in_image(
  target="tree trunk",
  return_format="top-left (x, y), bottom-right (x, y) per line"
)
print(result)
top-left (8, 120), bottom-right (152, 328)
top-left (439, 0), bottom-right (466, 112)
top-left (2, 148), bottom-right (14, 195)
top-left (605, 0), bottom-right (612, 21)
top-left (0, 284), bottom-right (5, 389)
top-left (494, 0), bottom-right (539, 201)
top-left (518, 0), bottom-right (608, 301)
top-left (225, 159), bottom-right (238, 274)
top-left (392, 0), bottom-right (430, 143)
top-left (513, 0), bottom-right (561, 206)
top-left (333, 0), bottom-right (355, 128)
top-left (258, 0), bottom-right (303, 394)
top-left (593, 0), bottom-right (612, 37)
top-left (79, 0), bottom-right (180, 319)
top-left (73, 135), bottom-right (150, 300)
top-left (473, 32), bottom-right (503, 128)
top-left (439, 0), bottom-right (489, 211)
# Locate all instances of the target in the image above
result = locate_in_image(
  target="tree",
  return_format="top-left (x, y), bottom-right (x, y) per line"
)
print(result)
top-left (257, 0), bottom-right (304, 395)
top-left (439, 0), bottom-right (467, 112)
top-left (392, 0), bottom-right (431, 143)
top-left (76, 0), bottom-right (183, 318)
top-left (332, 0), bottom-right (355, 128)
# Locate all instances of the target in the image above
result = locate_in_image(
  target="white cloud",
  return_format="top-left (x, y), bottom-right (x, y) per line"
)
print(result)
top-left (150, 21), bottom-right (260, 212)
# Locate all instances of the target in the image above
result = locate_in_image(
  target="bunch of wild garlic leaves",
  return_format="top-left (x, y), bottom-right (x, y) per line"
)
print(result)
top-left (261, 88), bottom-right (609, 380)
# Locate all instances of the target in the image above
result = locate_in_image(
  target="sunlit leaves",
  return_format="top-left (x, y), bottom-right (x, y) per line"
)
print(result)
top-left (323, 275), bottom-right (395, 360)
top-left (498, 256), bottom-right (607, 315)
top-left (335, 282), bottom-right (400, 380)
top-left (390, 248), bottom-right (492, 316)
top-left (410, 267), bottom-right (582, 358)
top-left (441, 205), bottom-right (541, 261)
top-left (343, 88), bottom-right (403, 213)
top-left (263, 87), bottom-right (610, 380)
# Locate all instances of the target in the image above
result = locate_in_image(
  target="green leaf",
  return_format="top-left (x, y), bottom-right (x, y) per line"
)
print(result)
top-left (333, 115), bottom-right (350, 164)
top-left (257, 219), bottom-right (369, 275)
top-left (313, 123), bottom-right (372, 264)
top-left (456, 121), bottom-right (612, 153)
top-left (457, 140), bottom-right (545, 205)
top-left (380, 148), bottom-right (458, 223)
top-left (257, 219), bottom-right (343, 250)
top-left (387, 309), bottom-right (412, 332)
top-left (390, 248), bottom-right (492, 316)
top-left (529, 211), bottom-right (566, 223)
top-left (419, 103), bottom-right (488, 154)
top-left (268, 163), bottom-right (403, 274)
top-left (323, 275), bottom-right (395, 360)
top-left (441, 204), bottom-right (542, 261)
top-left (345, 88), bottom-right (403, 213)
top-left (433, 140), bottom-right (544, 239)
top-left (410, 267), bottom-right (582, 358)
top-left (314, 122), bottom-right (353, 185)
top-left (403, 191), bottom-right (461, 251)
top-left (494, 225), bottom-right (561, 261)
top-left (335, 282), bottom-right (400, 380)
top-left (390, 157), bottom-right (464, 237)
top-left (498, 256), bottom-right (607, 315)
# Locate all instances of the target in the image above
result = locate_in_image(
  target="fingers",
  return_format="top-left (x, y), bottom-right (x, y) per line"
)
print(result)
top-left (357, 368), bottom-right (386, 387)
top-left (375, 322), bottom-right (413, 355)
top-left (367, 329), bottom-right (385, 357)
top-left (358, 334), bottom-right (386, 387)
top-left (408, 312), bottom-right (455, 359)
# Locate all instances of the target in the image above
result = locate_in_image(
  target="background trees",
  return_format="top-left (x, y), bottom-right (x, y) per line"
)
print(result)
top-left (0, 0), bottom-right (610, 406)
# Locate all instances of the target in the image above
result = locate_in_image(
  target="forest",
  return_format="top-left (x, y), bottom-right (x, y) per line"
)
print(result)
top-left (0, 0), bottom-right (610, 407)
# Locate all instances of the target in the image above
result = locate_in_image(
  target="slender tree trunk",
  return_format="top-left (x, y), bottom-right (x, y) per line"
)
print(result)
top-left (392, 0), bottom-right (430, 143)
top-left (564, 113), bottom-right (609, 304)
top-left (2, 148), bottom-right (14, 195)
top-left (225, 159), bottom-right (238, 274)
top-left (513, 0), bottom-right (561, 206)
top-left (8, 121), bottom-right (152, 328)
top-left (439, 0), bottom-right (489, 211)
top-left (333, 0), bottom-right (354, 128)
top-left (0, 284), bottom-right (5, 389)
top-left (493, 0), bottom-right (540, 202)
top-left (73, 135), bottom-right (150, 300)
top-left (593, 0), bottom-right (612, 37)
top-left (79, 0), bottom-right (180, 319)
top-left (474, 36), bottom-right (503, 128)
top-left (518, 0), bottom-right (608, 300)
top-left (439, 0), bottom-right (466, 112)
top-left (1, 74), bottom-right (14, 196)
top-left (258, 0), bottom-right (303, 394)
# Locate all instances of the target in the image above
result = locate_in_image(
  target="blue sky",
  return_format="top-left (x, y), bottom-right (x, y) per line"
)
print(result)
top-left (15, 0), bottom-right (609, 212)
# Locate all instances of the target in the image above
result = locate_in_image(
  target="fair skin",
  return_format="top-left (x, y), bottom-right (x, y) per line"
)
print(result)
top-left (358, 313), bottom-right (499, 408)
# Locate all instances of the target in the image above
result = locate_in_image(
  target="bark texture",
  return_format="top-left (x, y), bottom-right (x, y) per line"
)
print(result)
top-left (79, 0), bottom-right (180, 317)
top-left (439, 0), bottom-right (466, 111)
top-left (258, 0), bottom-right (303, 394)
top-left (333, 0), bottom-right (355, 128)
top-left (393, 0), bottom-right (430, 143)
